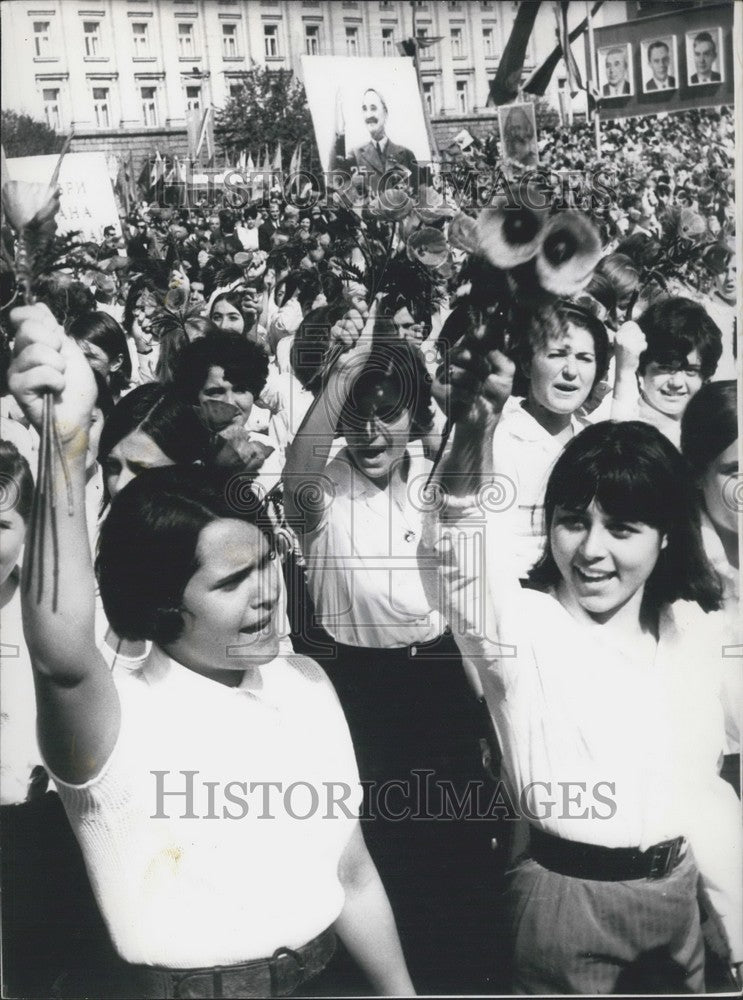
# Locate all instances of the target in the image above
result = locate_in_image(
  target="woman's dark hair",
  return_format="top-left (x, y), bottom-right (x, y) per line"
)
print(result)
top-left (510, 300), bottom-right (611, 398)
top-left (96, 465), bottom-right (273, 644)
top-left (68, 311), bottom-right (132, 394)
top-left (278, 270), bottom-right (322, 311)
top-left (123, 275), bottom-right (165, 337)
top-left (681, 380), bottom-right (738, 477)
top-left (0, 439), bottom-right (34, 523)
top-left (171, 330), bottom-right (269, 404)
top-left (209, 290), bottom-right (252, 334)
top-left (338, 338), bottom-right (434, 441)
top-left (527, 421), bottom-right (723, 614)
top-left (637, 297), bottom-right (723, 379)
top-left (98, 383), bottom-right (210, 499)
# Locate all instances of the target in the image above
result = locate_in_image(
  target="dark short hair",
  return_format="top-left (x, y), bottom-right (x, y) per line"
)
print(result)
top-left (98, 383), bottom-right (210, 499)
top-left (647, 40), bottom-right (669, 62)
top-left (637, 297), bottom-right (722, 378)
top-left (527, 421), bottom-right (722, 614)
top-left (171, 329), bottom-right (269, 403)
top-left (681, 379), bottom-right (738, 477)
top-left (69, 310), bottom-right (132, 393)
top-left (0, 439), bottom-right (33, 523)
top-left (96, 465), bottom-right (273, 644)
top-left (693, 31), bottom-right (716, 55)
top-left (510, 300), bottom-right (611, 397)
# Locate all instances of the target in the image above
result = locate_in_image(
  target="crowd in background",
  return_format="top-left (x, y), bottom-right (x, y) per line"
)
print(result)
top-left (0, 102), bottom-right (739, 998)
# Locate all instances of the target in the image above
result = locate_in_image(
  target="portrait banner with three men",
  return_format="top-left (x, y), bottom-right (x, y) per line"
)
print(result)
top-left (588, 1), bottom-right (733, 120)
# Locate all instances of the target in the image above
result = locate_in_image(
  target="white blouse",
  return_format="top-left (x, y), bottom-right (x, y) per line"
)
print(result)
top-left (50, 647), bottom-right (361, 967)
top-left (423, 506), bottom-right (743, 961)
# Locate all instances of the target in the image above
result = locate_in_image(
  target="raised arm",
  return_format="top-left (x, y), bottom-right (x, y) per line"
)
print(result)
top-left (424, 337), bottom-right (519, 665)
top-left (610, 320), bottom-right (646, 422)
top-left (8, 304), bottom-right (120, 784)
top-left (282, 296), bottom-right (373, 536)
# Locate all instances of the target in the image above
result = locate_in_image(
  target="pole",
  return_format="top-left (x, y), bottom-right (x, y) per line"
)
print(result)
top-left (585, 0), bottom-right (601, 157)
top-left (410, 0), bottom-right (439, 164)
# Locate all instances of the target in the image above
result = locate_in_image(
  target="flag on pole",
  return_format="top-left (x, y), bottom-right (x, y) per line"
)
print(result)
top-left (523, 1), bottom-right (603, 96)
top-left (150, 149), bottom-right (165, 187)
top-left (247, 152), bottom-right (255, 173)
top-left (194, 106), bottom-right (214, 163)
top-left (272, 141), bottom-right (282, 172)
top-left (487, 1), bottom-right (542, 106)
top-left (396, 36), bottom-right (443, 58)
top-left (555, 1), bottom-right (583, 97)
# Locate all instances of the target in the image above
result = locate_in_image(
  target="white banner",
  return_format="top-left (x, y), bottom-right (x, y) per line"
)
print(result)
top-left (4, 151), bottom-right (121, 242)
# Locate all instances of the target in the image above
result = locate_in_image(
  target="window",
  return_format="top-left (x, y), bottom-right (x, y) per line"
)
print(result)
top-left (185, 85), bottom-right (202, 111)
top-left (141, 86), bottom-right (158, 126)
top-left (83, 21), bottom-right (100, 58)
top-left (416, 26), bottom-right (432, 59)
top-left (177, 23), bottom-right (194, 57)
top-left (451, 26), bottom-right (463, 57)
top-left (483, 27), bottom-right (494, 58)
top-left (131, 22), bottom-right (149, 56)
top-left (222, 23), bottom-right (238, 57)
top-left (456, 79), bottom-right (469, 113)
top-left (422, 81), bottom-right (434, 115)
top-left (263, 23), bottom-right (279, 57)
top-left (92, 86), bottom-right (110, 128)
top-left (382, 27), bottom-right (394, 55)
top-left (42, 87), bottom-right (60, 130)
top-left (229, 83), bottom-right (243, 99)
top-left (33, 20), bottom-right (51, 58)
top-left (345, 26), bottom-right (358, 56)
top-left (305, 24), bottom-right (319, 55)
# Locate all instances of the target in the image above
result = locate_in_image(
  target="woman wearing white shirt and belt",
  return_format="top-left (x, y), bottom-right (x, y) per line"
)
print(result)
top-left (7, 304), bottom-right (414, 999)
top-left (428, 341), bottom-right (742, 993)
top-left (283, 300), bottom-right (494, 994)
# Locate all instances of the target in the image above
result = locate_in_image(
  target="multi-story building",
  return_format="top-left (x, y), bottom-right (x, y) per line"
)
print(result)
top-left (1, 0), bottom-right (630, 165)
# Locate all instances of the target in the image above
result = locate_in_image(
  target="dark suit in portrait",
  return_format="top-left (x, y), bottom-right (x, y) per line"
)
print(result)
top-left (603, 81), bottom-right (631, 96)
top-left (690, 71), bottom-right (721, 83)
top-left (646, 76), bottom-right (676, 90)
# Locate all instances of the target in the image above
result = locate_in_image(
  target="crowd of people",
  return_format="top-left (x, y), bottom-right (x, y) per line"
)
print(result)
top-left (0, 101), bottom-right (739, 998)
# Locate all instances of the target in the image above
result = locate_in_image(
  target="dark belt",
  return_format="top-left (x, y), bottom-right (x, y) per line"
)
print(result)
top-left (121, 927), bottom-right (336, 999)
top-left (530, 827), bottom-right (686, 882)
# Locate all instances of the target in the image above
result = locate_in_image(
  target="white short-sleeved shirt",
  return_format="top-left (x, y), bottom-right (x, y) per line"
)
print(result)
top-left (491, 397), bottom-right (588, 578)
top-left (429, 509), bottom-right (743, 960)
top-left (301, 446), bottom-right (444, 648)
top-left (51, 647), bottom-right (361, 968)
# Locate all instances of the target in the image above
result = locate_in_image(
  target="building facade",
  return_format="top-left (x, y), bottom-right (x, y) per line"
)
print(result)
top-left (1, 0), bottom-right (630, 164)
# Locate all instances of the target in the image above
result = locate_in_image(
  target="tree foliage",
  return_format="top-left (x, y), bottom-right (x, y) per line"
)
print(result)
top-left (1, 110), bottom-right (67, 158)
top-left (215, 67), bottom-right (320, 176)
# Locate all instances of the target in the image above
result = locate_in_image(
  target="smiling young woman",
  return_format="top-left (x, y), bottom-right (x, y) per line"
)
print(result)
top-left (429, 338), bottom-right (741, 994)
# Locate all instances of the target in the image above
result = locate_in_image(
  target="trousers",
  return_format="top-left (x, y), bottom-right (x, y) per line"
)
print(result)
top-left (503, 847), bottom-right (705, 993)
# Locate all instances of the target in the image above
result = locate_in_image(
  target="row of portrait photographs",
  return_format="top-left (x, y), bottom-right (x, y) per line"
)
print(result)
top-left (598, 27), bottom-right (725, 98)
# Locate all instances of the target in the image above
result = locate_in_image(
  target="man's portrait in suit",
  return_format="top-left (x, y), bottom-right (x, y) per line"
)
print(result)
top-left (599, 45), bottom-right (633, 97)
top-left (336, 88), bottom-right (419, 190)
top-left (687, 29), bottom-right (724, 85)
top-left (302, 54), bottom-right (431, 200)
top-left (642, 38), bottom-right (677, 92)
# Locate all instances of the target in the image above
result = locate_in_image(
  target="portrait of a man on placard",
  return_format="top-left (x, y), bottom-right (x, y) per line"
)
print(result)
top-left (301, 55), bottom-right (431, 197)
top-left (641, 36), bottom-right (678, 92)
top-left (597, 44), bottom-right (634, 97)
top-left (686, 28), bottom-right (724, 85)
top-left (498, 103), bottom-right (538, 170)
